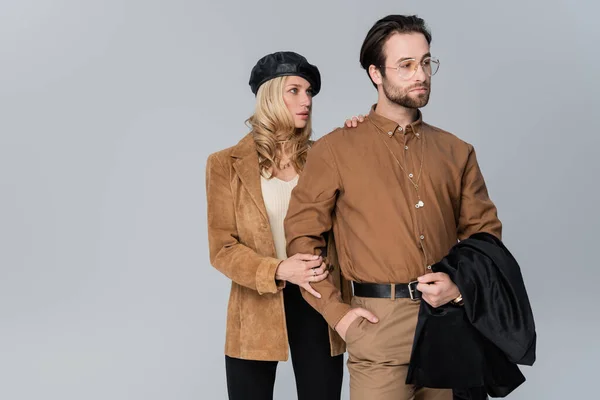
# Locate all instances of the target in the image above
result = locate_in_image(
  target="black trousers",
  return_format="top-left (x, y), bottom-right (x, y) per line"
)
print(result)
top-left (225, 283), bottom-right (344, 400)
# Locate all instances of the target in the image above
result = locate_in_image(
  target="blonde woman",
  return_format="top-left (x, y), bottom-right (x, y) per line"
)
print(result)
top-left (206, 52), bottom-right (361, 400)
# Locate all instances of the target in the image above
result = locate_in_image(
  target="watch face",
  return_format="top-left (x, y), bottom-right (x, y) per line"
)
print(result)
top-left (453, 295), bottom-right (464, 306)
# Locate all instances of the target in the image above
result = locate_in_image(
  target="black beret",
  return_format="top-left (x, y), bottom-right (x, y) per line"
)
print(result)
top-left (249, 51), bottom-right (321, 96)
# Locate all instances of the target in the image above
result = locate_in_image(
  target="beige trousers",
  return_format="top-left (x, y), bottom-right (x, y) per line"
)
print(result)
top-left (345, 296), bottom-right (453, 400)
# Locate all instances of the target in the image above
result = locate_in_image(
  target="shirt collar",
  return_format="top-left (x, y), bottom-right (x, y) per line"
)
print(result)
top-left (367, 104), bottom-right (423, 136)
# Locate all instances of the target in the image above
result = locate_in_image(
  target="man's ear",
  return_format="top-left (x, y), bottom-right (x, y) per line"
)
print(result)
top-left (369, 65), bottom-right (383, 86)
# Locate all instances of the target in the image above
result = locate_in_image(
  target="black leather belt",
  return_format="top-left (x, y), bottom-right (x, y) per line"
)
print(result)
top-left (352, 281), bottom-right (422, 300)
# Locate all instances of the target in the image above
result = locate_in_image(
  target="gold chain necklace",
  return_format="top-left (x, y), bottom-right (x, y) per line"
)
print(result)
top-left (376, 128), bottom-right (425, 209)
top-left (276, 140), bottom-right (292, 169)
top-left (279, 159), bottom-right (292, 169)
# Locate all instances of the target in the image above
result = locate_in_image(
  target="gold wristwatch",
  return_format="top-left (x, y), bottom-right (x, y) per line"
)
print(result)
top-left (451, 293), bottom-right (464, 306)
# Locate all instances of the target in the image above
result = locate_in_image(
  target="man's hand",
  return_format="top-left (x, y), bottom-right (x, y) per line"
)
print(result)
top-left (416, 272), bottom-right (460, 308)
top-left (334, 308), bottom-right (378, 341)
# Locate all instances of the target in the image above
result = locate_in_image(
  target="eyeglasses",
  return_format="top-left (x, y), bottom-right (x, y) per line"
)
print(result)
top-left (380, 56), bottom-right (440, 80)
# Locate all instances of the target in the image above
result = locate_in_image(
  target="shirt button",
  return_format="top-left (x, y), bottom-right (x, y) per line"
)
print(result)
top-left (404, 146), bottom-right (409, 150)
top-left (427, 265), bottom-right (432, 270)
top-left (409, 173), bottom-right (414, 178)
top-left (388, 131), bottom-right (393, 136)
top-left (416, 132), bottom-right (420, 137)
top-left (420, 235), bottom-right (425, 240)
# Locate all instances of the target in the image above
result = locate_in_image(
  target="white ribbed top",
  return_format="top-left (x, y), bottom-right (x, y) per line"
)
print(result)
top-left (260, 174), bottom-right (299, 260)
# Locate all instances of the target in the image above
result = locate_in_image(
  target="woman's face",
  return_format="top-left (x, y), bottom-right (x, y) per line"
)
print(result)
top-left (282, 76), bottom-right (313, 129)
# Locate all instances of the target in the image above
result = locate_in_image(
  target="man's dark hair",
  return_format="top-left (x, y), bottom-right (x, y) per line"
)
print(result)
top-left (360, 15), bottom-right (432, 88)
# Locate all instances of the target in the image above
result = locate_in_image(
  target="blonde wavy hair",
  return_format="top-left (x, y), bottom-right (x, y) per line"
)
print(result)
top-left (246, 76), bottom-right (312, 177)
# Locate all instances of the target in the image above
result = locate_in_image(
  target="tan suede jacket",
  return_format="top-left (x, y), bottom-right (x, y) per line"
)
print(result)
top-left (205, 133), bottom-right (350, 361)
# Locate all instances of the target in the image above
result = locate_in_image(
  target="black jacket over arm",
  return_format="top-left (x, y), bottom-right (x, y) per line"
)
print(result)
top-left (406, 233), bottom-right (536, 399)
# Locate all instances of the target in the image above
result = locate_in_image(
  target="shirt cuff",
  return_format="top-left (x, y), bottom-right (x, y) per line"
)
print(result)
top-left (323, 302), bottom-right (353, 329)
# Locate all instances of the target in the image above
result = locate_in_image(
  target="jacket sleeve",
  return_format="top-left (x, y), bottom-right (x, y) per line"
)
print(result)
top-left (206, 153), bottom-right (284, 295)
top-left (457, 145), bottom-right (502, 240)
top-left (285, 137), bottom-right (352, 328)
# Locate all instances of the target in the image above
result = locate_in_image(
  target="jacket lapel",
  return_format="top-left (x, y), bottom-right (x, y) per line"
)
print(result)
top-left (231, 134), bottom-right (268, 221)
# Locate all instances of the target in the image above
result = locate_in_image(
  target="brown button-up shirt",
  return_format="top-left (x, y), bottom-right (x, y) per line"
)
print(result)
top-left (285, 106), bottom-right (502, 328)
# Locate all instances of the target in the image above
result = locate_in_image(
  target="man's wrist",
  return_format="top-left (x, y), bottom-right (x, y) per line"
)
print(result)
top-left (325, 303), bottom-right (353, 329)
top-left (451, 293), bottom-right (464, 306)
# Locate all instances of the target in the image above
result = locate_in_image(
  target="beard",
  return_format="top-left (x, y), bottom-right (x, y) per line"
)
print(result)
top-left (382, 77), bottom-right (431, 109)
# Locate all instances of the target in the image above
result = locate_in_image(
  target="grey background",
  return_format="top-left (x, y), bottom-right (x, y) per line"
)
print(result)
top-left (0, 0), bottom-right (597, 399)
